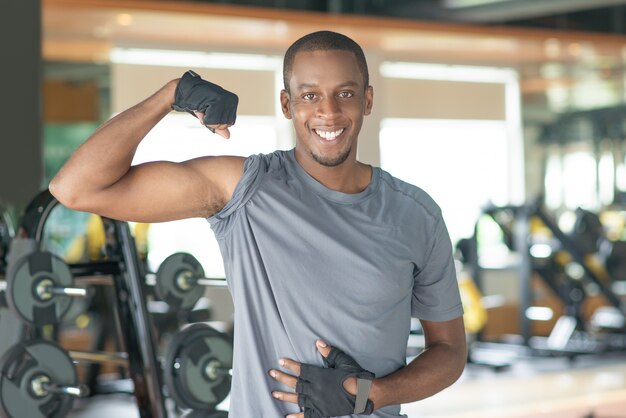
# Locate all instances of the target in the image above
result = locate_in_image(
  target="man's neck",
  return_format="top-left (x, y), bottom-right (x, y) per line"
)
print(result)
top-left (294, 149), bottom-right (372, 194)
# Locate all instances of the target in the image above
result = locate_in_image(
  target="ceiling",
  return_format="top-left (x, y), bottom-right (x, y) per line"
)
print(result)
top-left (181, 0), bottom-right (626, 34)
top-left (42, 0), bottom-right (626, 116)
top-left (43, 0), bottom-right (626, 63)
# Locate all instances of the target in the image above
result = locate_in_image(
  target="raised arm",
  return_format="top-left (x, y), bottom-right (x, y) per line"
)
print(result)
top-left (49, 73), bottom-right (244, 223)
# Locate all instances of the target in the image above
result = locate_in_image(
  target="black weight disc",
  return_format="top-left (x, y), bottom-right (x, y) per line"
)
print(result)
top-left (0, 298), bottom-right (25, 361)
top-left (155, 253), bottom-right (205, 311)
top-left (164, 323), bottom-right (232, 410)
top-left (0, 339), bottom-right (77, 418)
top-left (6, 251), bottom-right (73, 326)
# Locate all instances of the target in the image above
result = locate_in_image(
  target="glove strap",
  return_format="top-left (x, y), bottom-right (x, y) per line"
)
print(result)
top-left (354, 377), bottom-right (373, 414)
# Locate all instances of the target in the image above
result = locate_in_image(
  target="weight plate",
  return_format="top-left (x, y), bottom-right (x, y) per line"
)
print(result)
top-left (0, 339), bottom-right (77, 418)
top-left (155, 253), bottom-right (205, 311)
top-left (0, 294), bottom-right (25, 361)
top-left (6, 252), bottom-right (73, 326)
top-left (165, 323), bottom-right (232, 410)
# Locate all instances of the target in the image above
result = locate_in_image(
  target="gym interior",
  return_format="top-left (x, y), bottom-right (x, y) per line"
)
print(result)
top-left (2, 0), bottom-right (626, 417)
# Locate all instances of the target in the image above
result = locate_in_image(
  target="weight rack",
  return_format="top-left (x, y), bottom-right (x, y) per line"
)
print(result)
top-left (12, 190), bottom-right (167, 418)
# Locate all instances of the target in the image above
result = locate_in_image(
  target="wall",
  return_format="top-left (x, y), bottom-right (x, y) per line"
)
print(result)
top-left (0, 0), bottom-right (43, 206)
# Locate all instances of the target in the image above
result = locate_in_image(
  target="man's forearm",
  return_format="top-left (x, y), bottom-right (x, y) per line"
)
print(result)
top-left (364, 317), bottom-right (467, 410)
top-left (50, 79), bottom-right (177, 205)
top-left (369, 339), bottom-right (466, 409)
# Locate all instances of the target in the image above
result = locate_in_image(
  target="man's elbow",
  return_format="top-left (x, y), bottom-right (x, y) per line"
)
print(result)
top-left (49, 176), bottom-right (84, 211)
top-left (451, 339), bottom-right (468, 383)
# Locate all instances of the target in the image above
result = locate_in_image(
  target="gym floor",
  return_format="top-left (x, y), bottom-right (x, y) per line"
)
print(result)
top-left (66, 350), bottom-right (626, 418)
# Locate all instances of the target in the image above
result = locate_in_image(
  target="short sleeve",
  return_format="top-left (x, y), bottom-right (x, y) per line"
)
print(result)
top-left (207, 153), bottom-right (265, 238)
top-left (411, 215), bottom-right (464, 321)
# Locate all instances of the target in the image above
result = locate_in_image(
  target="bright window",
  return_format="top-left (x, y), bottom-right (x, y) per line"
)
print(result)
top-left (380, 119), bottom-right (510, 245)
top-left (545, 152), bottom-right (563, 210)
top-left (562, 151), bottom-right (598, 210)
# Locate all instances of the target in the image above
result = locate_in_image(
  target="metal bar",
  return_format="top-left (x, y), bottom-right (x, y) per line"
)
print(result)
top-left (514, 206), bottom-right (533, 346)
top-left (44, 383), bottom-right (88, 397)
top-left (468, 221), bottom-right (482, 291)
top-left (145, 273), bottom-right (227, 288)
top-left (49, 286), bottom-right (89, 297)
top-left (68, 350), bottom-right (129, 367)
top-left (196, 278), bottom-right (228, 287)
top-left (113, 220), bottom-right (167, 418)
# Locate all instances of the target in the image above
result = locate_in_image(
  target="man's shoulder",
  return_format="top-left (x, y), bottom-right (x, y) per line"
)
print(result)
top-left (378, 169), bottom-right (441, 220)
top-left (244, 149), bottom-right (290, 174)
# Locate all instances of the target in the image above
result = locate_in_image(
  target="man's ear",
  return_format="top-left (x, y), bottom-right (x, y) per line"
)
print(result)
top-left (280, 90), bottom-right (292, 119)
top-left (364, 85), bottom-right (374, 116)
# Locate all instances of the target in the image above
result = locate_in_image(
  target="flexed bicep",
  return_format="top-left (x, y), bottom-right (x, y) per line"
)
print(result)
top-left (59, 156), bottom-right (245, 223)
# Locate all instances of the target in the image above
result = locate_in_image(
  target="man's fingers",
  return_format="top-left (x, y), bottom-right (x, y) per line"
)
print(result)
top-left (315, 339), bottom-right (332, 358)
top-left (214, 127), bottom-right (231, 139)
top-left (279, 358), bottom-right (302, 375)
top-left (269, 368), bottom-right (298, 388)
top-left (271, 390), bottom-right (298, 404)
top-left (190, 114), bottom-right (231, 138)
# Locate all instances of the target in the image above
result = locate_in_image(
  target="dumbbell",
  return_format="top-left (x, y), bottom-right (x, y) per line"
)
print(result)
top-left (149, 253), bottom-right (227, 312)
top-left (1, 251), bottom-right (91, 326)
top-left (0, 339), bottom-right (88, 418)
top-left (164, 323), bottom-right (233, 411)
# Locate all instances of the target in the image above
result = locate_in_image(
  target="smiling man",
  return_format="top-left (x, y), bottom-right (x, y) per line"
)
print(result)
top-left (50, 31), bottom-right (466, 417)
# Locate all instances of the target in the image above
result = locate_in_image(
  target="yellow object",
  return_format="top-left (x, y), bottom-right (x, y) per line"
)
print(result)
top-left (63, 214), bottom-right (105, 263)
top-left (63, 235), bottom-right (87, 264)
top-left (458, 272), bottom-right (488, 334)
top-left (133, 222), bottom-right (150, 260)
top-left (86, 215), bottom-right (106, 260)
top-left (75, 313), bottom-right (91, 329)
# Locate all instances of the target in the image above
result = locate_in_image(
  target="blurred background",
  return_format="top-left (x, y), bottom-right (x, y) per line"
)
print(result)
top-left (3, 1), bottom-right (626, 417)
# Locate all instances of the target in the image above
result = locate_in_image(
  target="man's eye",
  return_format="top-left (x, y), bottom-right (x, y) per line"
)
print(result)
top-left (338, 91), bottom-right (354, 98)
top-left (302, 93), bottom-right (316, 100)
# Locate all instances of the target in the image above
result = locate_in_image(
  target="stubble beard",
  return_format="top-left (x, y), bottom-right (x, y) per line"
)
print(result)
top-left (310, 146), bottom-right (352, 167)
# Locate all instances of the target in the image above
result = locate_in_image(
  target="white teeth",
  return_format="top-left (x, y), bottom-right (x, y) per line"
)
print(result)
top-left (314, 128), bottom-right (344, 140)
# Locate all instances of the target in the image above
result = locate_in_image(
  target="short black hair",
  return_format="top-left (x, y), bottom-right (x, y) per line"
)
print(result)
top-left (283, 30), bottom-right (369, 93)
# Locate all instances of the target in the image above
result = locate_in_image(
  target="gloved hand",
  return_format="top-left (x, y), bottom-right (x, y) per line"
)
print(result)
top-left (296, 347), bottom-right (375, 417)
top-left (172, 70), bottom-right (238, 127)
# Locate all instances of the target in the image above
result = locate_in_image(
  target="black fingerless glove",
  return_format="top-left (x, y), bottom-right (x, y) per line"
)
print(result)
top-left (172, 70), bottom-right (238, 126)
top-left (297, 347), bottom-right (375, 417)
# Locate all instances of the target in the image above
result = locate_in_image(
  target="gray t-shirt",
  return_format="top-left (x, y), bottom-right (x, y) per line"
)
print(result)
top-left (208, 149), bottom-right (463, 417)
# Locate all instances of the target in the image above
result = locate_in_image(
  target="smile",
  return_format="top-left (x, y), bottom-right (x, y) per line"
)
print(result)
top-left (314, 128), bottom-right (345, 141)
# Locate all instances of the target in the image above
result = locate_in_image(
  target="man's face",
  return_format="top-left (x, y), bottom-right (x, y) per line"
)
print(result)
top-left (281, 50), bottom-right (373, 168)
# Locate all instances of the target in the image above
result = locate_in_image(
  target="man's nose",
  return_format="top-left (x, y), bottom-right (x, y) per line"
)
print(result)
top-left (316, 96), bottom-right (341, 119)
